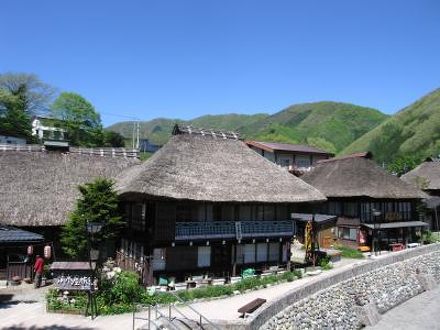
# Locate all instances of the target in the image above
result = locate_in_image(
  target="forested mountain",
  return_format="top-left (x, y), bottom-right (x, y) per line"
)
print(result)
top-left (107, 114), bottom-right (268, 146)
top-left (107, 102), bottom-right (387, 153)
top-left (342, 88), bottom-right (440, 163)
top-left (240, 102), bottom-right (387, 154)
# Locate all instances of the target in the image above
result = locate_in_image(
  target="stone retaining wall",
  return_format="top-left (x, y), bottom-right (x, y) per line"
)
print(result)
top-left (254, 244), bottom-right (440, 330)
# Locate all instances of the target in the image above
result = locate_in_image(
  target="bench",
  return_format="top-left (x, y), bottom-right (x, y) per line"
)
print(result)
top-left (238, 298), bottom-right (267, 318)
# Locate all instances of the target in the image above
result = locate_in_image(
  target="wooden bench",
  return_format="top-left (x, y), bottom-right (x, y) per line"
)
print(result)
top-left (238, 298), bottom-right (267, 318)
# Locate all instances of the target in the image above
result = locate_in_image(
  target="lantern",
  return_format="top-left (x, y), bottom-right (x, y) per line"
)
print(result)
top-left (27, 245), bottom-right (34, 255)
top-left (44, 245), bottom-right (52, 259)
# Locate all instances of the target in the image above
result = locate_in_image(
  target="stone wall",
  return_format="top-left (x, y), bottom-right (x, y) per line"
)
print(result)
top-left (258, 244), bottom-right (440, 330)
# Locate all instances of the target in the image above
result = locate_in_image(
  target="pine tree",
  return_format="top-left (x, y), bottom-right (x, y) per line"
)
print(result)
top-left (61, 178), bottom-right (124, 260)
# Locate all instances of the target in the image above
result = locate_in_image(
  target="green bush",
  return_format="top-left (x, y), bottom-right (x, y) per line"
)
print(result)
top-left (422, 230), bottom-right (440, 244)
top-left (319, 257), bottom-right (333, 270)
top-left (99, 271), bottom-right (141, 306)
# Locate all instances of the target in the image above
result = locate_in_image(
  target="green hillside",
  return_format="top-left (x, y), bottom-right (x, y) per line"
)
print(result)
top-left (107, 114), bottom-right (268, 145)
top-left (342, 88), bottom-right (440, 163)
top-left (242, 102), bottom-right (388, 154)
top-left (108, 118), bottom-right (182, 146)
top-left (107, 102), bottom-right (387, 153)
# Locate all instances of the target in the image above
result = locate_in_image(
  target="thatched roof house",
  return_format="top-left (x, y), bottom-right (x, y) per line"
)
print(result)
top-left (116, 126), bottom-right (325, 203)
top-left (301, 153), bottom-right (425, 199)
top-left (0, 146), bottom-right (140, 226)
top-left (401, 159), bottom-right (440, 193)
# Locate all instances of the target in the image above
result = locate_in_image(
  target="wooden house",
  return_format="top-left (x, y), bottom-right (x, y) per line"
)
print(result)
top-left (301, 152), bottom-right (427, 251)
top-left (245, 141), bottom-right (334, 174)
top-left (116, 125), bottom-right (326, 284)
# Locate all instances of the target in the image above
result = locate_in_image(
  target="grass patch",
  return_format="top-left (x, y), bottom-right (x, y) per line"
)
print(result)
top-left (335, 245), bottom-right (365, 259)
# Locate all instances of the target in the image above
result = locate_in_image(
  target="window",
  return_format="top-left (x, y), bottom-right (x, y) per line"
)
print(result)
top-left (131, 203), bottom-right (145, 231)
top-left (328, 202), bottom-right (342, 216)
top-left (255, 205), bottom-right (264, 221)
top-left (239, 205), bottom-right (251, 221)
top-left (213, 204), bottom-right (222, 221)
top-left (264, 205), bottom-right (275, 221)
top-left (295, 155), bottom-right (311, 167)
top-left (176, 204), bottom-right (192, 222)
top-left (338, 227), bottom-right (357, 241)
top-left (152, 248), bottom-right (166, 271)
top-left (268, 243), bottom-right (279, 261)
top-left (236, 244), bottom-right (244, 264)
top-left (244, 244), bottom-right (256, 263)
top-left (343, 202), bottom-right (357, 217)
top-left (197, 246), bottom-right (211, 267)
top-left (276, 205), bottom-right (288, 220)
top-left (256, 243), bottom-right (268, 262)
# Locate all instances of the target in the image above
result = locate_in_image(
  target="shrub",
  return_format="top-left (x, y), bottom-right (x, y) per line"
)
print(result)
top-left (46, 289), bottom-right (88, 313)
top-left (100, 270), bottom-right (141, 305)
top-left (319, 257), bottom-right (333, 270)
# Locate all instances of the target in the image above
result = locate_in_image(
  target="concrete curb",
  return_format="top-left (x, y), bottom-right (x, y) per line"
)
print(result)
top-left (219, 243), bottom-right (440, 330)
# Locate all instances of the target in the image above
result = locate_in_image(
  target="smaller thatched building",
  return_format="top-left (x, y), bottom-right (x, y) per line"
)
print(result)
top-left (116, 125), bottom-right (326, 283)
top-left (401, 158), bottom-right (440, 231)
top-left (0, 145), bottom-right (140, 253)
top-left (301, 152), bottom-right (427, 251)
top-left (401, 158), bottom-right (440, 196)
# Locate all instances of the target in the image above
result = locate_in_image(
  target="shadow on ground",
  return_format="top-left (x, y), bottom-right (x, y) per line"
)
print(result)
top-left (1, 326), bottom-right (93, 330)
top-left (0, 294), bottom-right (37, 309)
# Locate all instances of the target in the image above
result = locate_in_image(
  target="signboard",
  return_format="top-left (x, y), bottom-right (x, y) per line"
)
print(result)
top-left (51, 261), bottom-right (96, 291)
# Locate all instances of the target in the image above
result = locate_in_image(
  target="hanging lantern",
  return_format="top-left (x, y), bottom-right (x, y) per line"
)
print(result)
top-left (27, 245), bottom-right (34, 255)
top-left (44, 245), bottom-right (52, 259)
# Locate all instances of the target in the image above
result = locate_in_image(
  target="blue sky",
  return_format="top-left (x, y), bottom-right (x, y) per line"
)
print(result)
top-left (1, 1), bottom-right (439, 126)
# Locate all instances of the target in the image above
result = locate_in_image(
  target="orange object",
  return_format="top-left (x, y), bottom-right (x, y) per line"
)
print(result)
top-left (358, 245), bottom-right (370, 252)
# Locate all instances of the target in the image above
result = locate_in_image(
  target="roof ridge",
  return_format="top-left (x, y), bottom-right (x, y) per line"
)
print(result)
top-left (0, 144), bottom-right (139, 158)
top-left (317, 151), bottom-right (372, 164)
top-left (172, 124), bottom-right (240, 140)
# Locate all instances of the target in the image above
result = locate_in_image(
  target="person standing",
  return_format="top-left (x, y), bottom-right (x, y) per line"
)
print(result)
top-left (33, 255), bottom-right (45, 288)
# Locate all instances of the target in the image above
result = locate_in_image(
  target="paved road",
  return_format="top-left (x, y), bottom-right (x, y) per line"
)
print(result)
top-left (1, 254), bottom-right (437, 330)
top-left (0, 258), bottom-right (365, 329)
top-left (367, 285), bottom-right (440, 330)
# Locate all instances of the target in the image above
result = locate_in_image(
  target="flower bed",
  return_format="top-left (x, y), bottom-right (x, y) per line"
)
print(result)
top-left (46, 269), bottom-right (303, 315)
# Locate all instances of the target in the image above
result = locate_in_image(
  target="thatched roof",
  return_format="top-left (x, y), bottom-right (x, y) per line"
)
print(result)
top-left (401, 159), bottom-right (440, 191)
top-left (0, 149), bottom-right (140, 226)
top-left (116, 126), bottom-right (325, 203)
top-left (301, 153), bottom-right (426, 199)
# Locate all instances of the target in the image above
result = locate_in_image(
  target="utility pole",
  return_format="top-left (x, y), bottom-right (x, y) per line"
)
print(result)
top-left (136, 121), bottom-right (140, 149)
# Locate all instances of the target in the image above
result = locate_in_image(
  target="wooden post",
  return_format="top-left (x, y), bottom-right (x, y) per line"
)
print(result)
top-left (232, 244), bottom-right (237, 277)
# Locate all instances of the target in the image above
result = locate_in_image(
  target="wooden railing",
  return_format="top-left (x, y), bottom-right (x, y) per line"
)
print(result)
top-left (175, 220), bottom-right (294, 240)
top-left (0, 144), bottom-right (139, 158)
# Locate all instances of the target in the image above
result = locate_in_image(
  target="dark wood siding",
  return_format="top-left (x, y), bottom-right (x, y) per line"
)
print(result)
top-left (154, 201), bottom-right (176, 242)
top-left (166, 246), bottom-right (197, 271)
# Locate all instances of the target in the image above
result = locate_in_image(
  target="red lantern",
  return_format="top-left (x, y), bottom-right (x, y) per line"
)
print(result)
top-left (44, 245), bottom-right (51, 259)
top-left (27, 245), bottom-right (33, 255)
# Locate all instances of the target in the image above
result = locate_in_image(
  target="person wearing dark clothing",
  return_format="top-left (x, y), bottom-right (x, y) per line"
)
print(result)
top-left (33, 255), bottom-right (45, 288)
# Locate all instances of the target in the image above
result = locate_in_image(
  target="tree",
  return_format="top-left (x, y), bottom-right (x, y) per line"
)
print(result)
top-left (0, 73), bottom-right (54, 140)
top-left (0, 72), bottom-right (55, 116)
top-left (61, 178), bottom-right (124, 260)
top-left (50, 92), bottom-right (104, 146)
top-left (0, 89), bottom-right (33, 139)
top-left (103, 130), bottom-right (126, 147)
top-left (387, 155), bottom-right (421, 176)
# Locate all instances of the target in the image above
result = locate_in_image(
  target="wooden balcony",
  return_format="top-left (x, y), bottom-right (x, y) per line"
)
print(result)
top-left (175, 220), bottom-right (294, 241)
